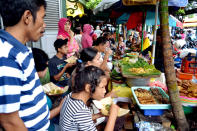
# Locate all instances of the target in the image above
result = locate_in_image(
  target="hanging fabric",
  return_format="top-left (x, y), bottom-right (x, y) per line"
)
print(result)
top-left (126, 12), bottom-right (143, 30)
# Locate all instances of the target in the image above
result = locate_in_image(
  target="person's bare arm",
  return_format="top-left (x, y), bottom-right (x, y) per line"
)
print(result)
top-left (53, 63), bottom-right (74, 81)
top-left (92, 113), bottom-right (103, 121)
top-left (49, 107), bottom-right (61, 120)
top-left (104, 104), bottom-right (119, 131)
top-left (50, 96), bottom-right (66, 119)
top-left (0, 111), bottom-right (27, 131)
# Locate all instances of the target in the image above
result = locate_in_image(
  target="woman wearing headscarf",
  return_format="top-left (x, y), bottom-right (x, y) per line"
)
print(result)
top-left (57, 18), bottom-right (79, 58)
top-left (81, 24), bottom-right (93, 49)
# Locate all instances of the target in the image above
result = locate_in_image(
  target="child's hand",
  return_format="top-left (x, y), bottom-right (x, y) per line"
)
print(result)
top-left (69, 30), bottom-right (74, 38)
top-left (65, 63), bottom-right (75, 68)
top-left (105, 89), bottom-right (119, 98)
top-left (105, 48), bottom-right (112, 56)
top-left (109, 104), bottom-right (119, 117)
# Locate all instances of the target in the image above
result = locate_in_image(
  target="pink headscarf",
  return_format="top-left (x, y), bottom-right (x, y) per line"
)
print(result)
top-left (81, 24), bottom-right (93, 48)
top-left (57, 18), bottom-right (71, 39)
top-left (57, 18), bottom-right (79, 57)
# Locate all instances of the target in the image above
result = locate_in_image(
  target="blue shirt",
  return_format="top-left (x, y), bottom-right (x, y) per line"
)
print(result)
top-left (0, 30), bottom-right (50, 130)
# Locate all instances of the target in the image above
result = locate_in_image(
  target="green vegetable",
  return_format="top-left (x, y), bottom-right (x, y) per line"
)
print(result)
top-left (105, 104), bottom-right (111, 111)
top-left (120, 58), bottom-right (161, 76)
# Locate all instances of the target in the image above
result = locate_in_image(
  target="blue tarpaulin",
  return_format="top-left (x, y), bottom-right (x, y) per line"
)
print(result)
top-left (169, 16), bottom-right (177, 27)
top-left (116, 13), bottom-right (130, 24)
top-left (145, 11), bottom-right (177, 27)
top-left (168, 0), bottom-right (188, 7)
top-left (145, 10), bottom-right (160, 26)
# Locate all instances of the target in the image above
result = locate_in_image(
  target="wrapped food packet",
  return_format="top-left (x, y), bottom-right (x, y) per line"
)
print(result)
top-left (135, 121), bottom-right (164, 131)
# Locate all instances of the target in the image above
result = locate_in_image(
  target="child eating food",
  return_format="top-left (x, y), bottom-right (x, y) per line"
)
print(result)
top-left (59, 66), bottom-right (119, 131)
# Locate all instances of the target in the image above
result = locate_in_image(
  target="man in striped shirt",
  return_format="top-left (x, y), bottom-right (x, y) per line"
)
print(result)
top-left (0, 0), bottom-right (50, 130)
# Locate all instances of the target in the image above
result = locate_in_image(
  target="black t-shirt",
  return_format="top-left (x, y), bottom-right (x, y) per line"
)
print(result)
top-left (48, 55), bottom-right (69, 87)
top-left (126, 41), bottom-right (132, 48)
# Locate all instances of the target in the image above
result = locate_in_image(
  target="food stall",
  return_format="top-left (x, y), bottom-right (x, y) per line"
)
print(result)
top-left (108, 51), bottom-right (177, 130)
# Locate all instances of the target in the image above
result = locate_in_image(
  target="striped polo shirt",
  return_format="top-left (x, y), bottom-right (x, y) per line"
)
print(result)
top-left (60, 93), bottom-right (97, 131)
top-left (0, 30), bottom-right (50, 130)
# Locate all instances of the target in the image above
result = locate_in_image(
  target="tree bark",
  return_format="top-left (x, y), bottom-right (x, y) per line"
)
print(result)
top-left (160, 0), bottom-right (189, 130)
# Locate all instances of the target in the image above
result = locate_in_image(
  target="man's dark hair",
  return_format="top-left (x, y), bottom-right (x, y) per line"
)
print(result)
top-left (32, 48), bottom-right (49, 72)
top-left (93, 36), bottom-right (109, 46)
top-left (74, 27), bottom-right (81, 34)
top-left (0, 0), bottom-right (47, 27)
top-left (103, 32), bottom-right (110, 38)
top-left (54, 39), bottom-right (68, 52)
top-left (119, 34), bottom-right (123, 38)
top-left (73, 66), bottom-right (105, 94)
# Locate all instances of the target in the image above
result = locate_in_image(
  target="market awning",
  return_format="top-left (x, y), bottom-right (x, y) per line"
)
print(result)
top-left (184, 18), bottom-right (197, 23)
top-left (93, 0), bottom-right (119, 14)
top-left (122, 0), bottom-right (188, 7)
top-left (116, 13), bottom-right (130, 24)
top-left (122, 0), bottom-right (157, 6)
top-left (110, 11), bottom-right (123, 18)
top-left (168, 0), bottom-right (188, 7)
top-left (145, 10), bottom-right (160, 26)
top-left (183, 22), bottom-right (197, 28)
top-left (145, 12), bottom-right (179, 27)
top-left (93, 0), bottom-right (189, 15)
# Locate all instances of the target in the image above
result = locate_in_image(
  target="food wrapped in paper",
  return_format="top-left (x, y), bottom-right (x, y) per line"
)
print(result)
top-left (65, 56), bottom-right (77, 64)
top-left (42, 82), bottom-right (68, 96)
top-left (93, 97), bottom-right (130, 117)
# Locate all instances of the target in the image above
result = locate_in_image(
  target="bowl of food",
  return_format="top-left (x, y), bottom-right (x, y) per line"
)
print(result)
top-left (93, 97), bottom-right (130, 117)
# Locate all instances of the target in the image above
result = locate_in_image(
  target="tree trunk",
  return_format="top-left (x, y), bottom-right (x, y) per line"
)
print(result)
top-left (160, 0), bottom-right (189, 130)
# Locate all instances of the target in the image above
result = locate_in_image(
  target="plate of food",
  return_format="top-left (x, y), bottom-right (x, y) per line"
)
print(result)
top-left (42, 82), bottom-right (69, 96)
top-left (65, 56), bottom-right (77, 64)
top-left (126, 52), bottom-right (139, 58)
top-left (93, 97), bottom-right (130, 117)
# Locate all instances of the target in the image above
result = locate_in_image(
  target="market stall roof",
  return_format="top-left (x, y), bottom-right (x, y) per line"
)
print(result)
top-left (183, 22), bottom-right (197, 28)
top-left (93, 0), bottom-right (188, 15)
top-left (115, 10), bottom-right (180, 28)
top-left (184, 18), bottom-right (197, 23)
top-left (122, 0), bottom-right (188, 6)
top-left (116, 13), bottom-right (130, 24)
top-left (93, 0), bottom-right (119, 15)
top-left (122, 0), bottom-right (157, 6)
top-left (168, 0), bottom-right (188, 7)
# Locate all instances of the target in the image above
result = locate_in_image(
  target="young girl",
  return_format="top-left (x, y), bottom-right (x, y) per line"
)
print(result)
top-left (117, 35), bottom-right (126, 54)
top-left (60, 66), bottom-right (119, 131)
top-left (71, 47), bottom-right (117, 98)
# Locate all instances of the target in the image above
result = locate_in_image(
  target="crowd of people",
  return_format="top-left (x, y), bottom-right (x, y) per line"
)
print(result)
top-left (0, 0), bottom-right (173, 131)
top-left (0, 0), bottom-right (126, 131)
